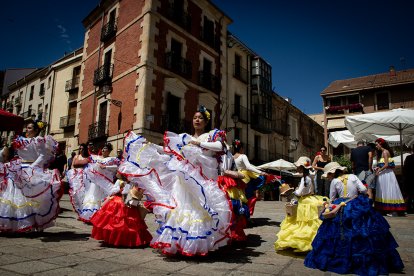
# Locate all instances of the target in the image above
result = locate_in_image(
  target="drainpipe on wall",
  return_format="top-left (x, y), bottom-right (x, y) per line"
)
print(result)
top-left (91, 13), bottom-right (106, 135)
top-left (47, 69), bottom-right (56, 136)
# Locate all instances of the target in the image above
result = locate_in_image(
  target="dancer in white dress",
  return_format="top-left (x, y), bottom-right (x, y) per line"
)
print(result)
top-left (67, 143), bottom-right (120, 222)
top-left (0, 120), bottom-right (62, 232)
top-left (374, 138), bottom-right (406, 216)
top-left (119, 106), bottom-right (232, 256)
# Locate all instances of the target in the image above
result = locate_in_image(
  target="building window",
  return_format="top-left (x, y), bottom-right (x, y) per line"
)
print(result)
top-left (48, 76), bottom-right (52, 88)
top-left (29, 85), bottom-right (34, 100)
top-left (376, 92), bottom-right (389, 110)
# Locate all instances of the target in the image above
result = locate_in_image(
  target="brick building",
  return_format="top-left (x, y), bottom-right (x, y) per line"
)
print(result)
top-left (321, 66), bottom-right (414, 155)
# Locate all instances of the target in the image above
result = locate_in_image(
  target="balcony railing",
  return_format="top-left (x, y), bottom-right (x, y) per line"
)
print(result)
top-left (200, 29), bottom-right (220, 51)
top-left (6, 102), bottom-right (13, 111)
top-left (60, 114), bottom-right (76, 128)
top-left (100, 19), bottom-right (117, 42)
top-left (232, 104), bottom-right (248, 123)
top-left (20, 109), bottom-right (33, 119)
top-left (88, 120), bottom-right (108, 140)
top-left (166, 4), bottom-right (191, 32)
top-left (165, 52), bottom-right (192, 78)
top-left (269, 152), bottom-right (294, 163)
top-left (37, 112), bottom-right (48, 122)
top-left (233, 64), bottom-right (248, 83)
top-left (160, 115), bottom-right (191, 134)
top-left (65, 77), bottom-right (80, 92)
top-left (246, 145), bottom-right (269, 164)
top-left (93, 64), bottom-right (114, 86)
top-left (198, 71), bottom-right (220, 93)
top-left (14, 97), bottom-right (22, 106)
top-left (272, 119), bottom-right (289, 136)
top-left (325, 103), bottom-right (363, 114)
top-left (250, 113), bottom-right (272, 134)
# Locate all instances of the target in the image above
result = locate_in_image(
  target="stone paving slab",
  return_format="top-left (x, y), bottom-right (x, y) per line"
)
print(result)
top-left (0, 194), bottom-right (412, 275)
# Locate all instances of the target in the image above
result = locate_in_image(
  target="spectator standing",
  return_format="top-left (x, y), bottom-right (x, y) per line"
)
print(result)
top-left (116, 148), bottom-right (123, 161)
top-left (403, 146), bottom-right (414, 213)
top-left (66, 151), bottom-right (76, 171)
top-left (50, 146), bottom-right (67, 178)
top-left (350, 141), bottom-right (375, 198)
top-left (312, 145), bottom-right (331, 196)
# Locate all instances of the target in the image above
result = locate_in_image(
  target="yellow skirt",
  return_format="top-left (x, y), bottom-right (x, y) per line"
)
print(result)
top-left (275, 195), bottom-right (327, 252)
top-left (239, 170), bottom-right (260, 184)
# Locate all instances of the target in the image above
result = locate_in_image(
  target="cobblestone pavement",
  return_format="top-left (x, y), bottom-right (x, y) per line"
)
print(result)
top-left (0, 195), bottom-right (412, 275)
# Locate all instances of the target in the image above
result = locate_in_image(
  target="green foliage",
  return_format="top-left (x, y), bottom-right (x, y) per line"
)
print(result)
top-left (332, 155), bottom-right (352, 173)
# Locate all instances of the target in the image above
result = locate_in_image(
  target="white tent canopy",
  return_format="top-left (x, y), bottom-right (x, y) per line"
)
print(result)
top-left (257, 159), bottom-right (296, 171)
top-left (328, 130), bottom-right (407, 148)
top-left (345, 108), bottom-right (414, 166)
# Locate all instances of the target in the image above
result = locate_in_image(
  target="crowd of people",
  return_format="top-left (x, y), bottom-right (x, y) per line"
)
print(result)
top-left (1, 106), bottom-right (412, 275)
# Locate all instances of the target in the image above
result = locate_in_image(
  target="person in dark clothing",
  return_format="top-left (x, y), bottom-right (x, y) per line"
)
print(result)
top-left (50, 147), bottom-right (67, 178)
top-left (350, 141), bottom-right (373, 175)
top-left (350, 141), bottom-right (375, 198)
top-left (66, 151), bottom-right (76, 171)
top-left (312, 145), bottom-right (331, 197)
top-left (403, 146), bottom-right (414, 213)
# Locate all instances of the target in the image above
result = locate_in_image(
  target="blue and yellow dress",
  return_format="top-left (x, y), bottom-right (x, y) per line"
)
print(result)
top-left (305, 174), bottom-right (404, 275)
top-left (275, 175), bottom-right (327, 252)
top-left (374, 157), bottom-right (406, 212)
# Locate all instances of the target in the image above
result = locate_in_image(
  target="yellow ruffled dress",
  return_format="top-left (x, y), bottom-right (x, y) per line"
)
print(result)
top-left (275, 176), bottom-right (327, 252)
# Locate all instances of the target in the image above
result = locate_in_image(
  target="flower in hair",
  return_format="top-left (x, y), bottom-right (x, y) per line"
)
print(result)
top-left (37, 121), bottom-right (44, 129)
top-left (198, 105), bottom-right (210, 121)
top-left (233, 139), bottom-right (241, 146)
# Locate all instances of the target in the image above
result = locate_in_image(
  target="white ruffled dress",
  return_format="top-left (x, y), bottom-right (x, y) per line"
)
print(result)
top-left (67, 155), bottom-right (120, 222)
top-left (118, 130), bottom-right (232, 256)
top-left (0, 136), bottom-right (63, 232)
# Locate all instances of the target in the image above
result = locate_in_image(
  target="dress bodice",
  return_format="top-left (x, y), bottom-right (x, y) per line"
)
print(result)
top-left (90, 155), bottom-right (121, 166)
top-left (378, 157), bottom-right (395, 168)
top-left (329, 174), bottom-right (366, 200)
top-left (12, 136), bottom-right (57, 167)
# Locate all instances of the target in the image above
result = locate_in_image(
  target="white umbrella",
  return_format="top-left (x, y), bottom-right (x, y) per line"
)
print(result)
top-left (328, 130), bottom-right (408, 148)
top-left (257, 159), bottom-right (296, 171)
top-left (345, 108), bottom-right (414, 166)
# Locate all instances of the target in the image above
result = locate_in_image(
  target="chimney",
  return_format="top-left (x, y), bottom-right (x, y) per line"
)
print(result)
top-left (389, 65), bottom-right (396, 76)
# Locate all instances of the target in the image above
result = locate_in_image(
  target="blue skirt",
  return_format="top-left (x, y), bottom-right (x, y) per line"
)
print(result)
top-left (304, 195), bottom-right (404, 275)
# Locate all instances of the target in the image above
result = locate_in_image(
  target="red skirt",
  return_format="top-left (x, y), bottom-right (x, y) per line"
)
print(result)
top-left (90, 195), bottom-right (152, 247)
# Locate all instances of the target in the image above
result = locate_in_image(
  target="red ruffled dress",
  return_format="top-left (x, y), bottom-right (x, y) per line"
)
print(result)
top-left (90, 181), bottom-right (152, 247)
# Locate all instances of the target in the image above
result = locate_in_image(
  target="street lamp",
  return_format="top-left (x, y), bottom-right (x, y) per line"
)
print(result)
top-left (288, 138), bottom-right (299, 153)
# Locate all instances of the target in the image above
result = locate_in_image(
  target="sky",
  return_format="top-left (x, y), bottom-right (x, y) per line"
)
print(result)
top-left (1, 1), bottom-right (414, 115)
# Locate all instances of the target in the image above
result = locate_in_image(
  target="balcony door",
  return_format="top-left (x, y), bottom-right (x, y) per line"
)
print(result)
top-left (99, 101), bottom-right (107, 123)
top-left (171, 39), bottom-right (182, 60)
top-left (167, 93), bottom-right (181, 132)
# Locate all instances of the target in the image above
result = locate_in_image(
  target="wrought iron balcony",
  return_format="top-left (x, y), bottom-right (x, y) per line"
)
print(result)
top-left (37, 112), bottom-right (47, 122)
top-left (198, 71), bottom-right (220, 93)
top-left (233, 64), bottom-right (248, 83)
top-left (65, 77), bottom-right (80, 92)
top-left (232, 104), bottom-right (248, 124)
top-left (325, 103), bottom-right (363, 114)
top-left (272, 119), bottom-right (288, 136)
top-left (165, 52), bottom-right (192, 78)
top-left (160, 115), bottom-right (190, 134)
top-left (166, 4), bottom-right (191, 32)
top-left (100, 19), bottom-right (117, 42)
top-left (6, 102), bottom-right (13, 111)
top-left (14, 97), bottom-right (22, 106)
top-left (246, 145), bottom-right (269, 164)
top-left (200, 29), bottom-right (220, 51)
top-left (20, 109), bottom-right (34, 119)
top-left (250, 113), bottom-right (272, 134)
top-left (59, 114), bottom-right (76, 128)
top-left (88, 120), bottom-right (108, 140)
top-left (93, 64), bottom-right (114, 86)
